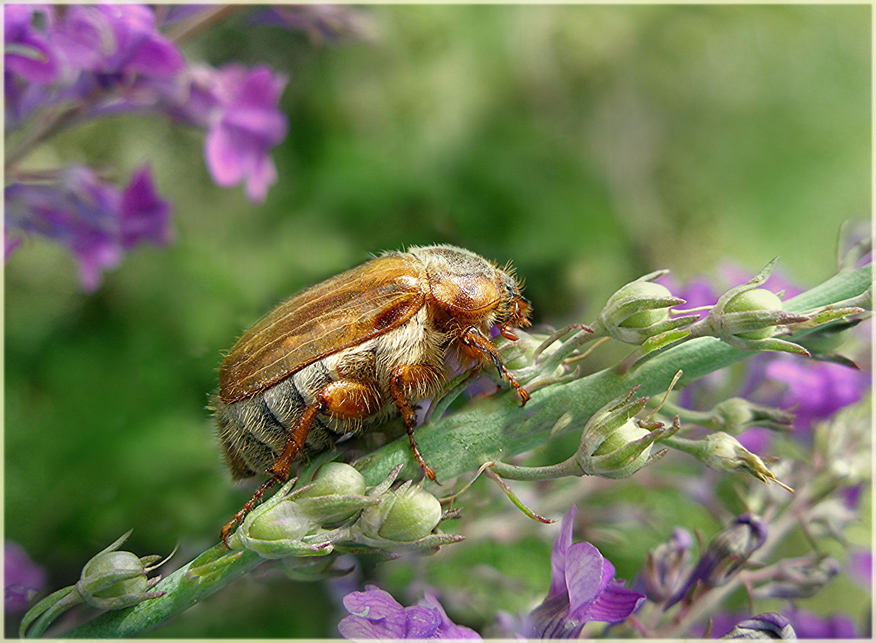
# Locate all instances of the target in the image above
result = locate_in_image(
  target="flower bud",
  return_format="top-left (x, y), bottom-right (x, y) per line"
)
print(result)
top-left (575, 388), bottom-right (679, 479)
top-left (707, 398), bottom-right (794, 434)
top-left (296, 462), bottom-right (371, 525)
top-left (617, 282), bottom-right (674, 329)
top-left (596, 277), bottom-right (691, 345)
top-left (75, 531), bottom-right (164, 610)
top-left (246, 501), bottom-right (311, 543)
top-left (752, 554), bottom-right (840, 599)
top-left (724, 288), bottom-right (784, 339)
top-left (300, 462), bottom-right (367, 498)
top-left (666, 432), bottom-right (792, 491)
top-left (666, 514), bottom-right (767, 608)
top-left (362, 484), bottom-right (442, 542)
top-left (641, 528), bottom-right (693, 602)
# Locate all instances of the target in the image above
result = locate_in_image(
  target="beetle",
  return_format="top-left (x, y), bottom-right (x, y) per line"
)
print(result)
top-left (213, 244), bottom-right (531, 544)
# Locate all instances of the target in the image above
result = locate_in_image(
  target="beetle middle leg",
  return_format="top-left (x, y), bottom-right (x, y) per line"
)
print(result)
top-left (221, 379), bottom-right (382, 547)
top-left (459, 326), bottom-right (530, 405)
top-left (389, 364), bottom-right (443, 482)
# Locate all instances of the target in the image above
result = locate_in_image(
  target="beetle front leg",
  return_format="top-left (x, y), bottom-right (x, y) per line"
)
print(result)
top-left (389, 365), bottom-right (443, 482)
top-left (459, 326), bottom-right (530, 405)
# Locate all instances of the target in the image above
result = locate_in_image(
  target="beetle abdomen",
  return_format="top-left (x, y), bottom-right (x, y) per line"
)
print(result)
top-left (214, 356), bottom-right (394, 480)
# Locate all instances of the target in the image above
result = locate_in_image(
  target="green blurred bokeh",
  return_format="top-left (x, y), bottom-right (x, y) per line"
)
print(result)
top-left (5, 5), bottom-right (870, 637)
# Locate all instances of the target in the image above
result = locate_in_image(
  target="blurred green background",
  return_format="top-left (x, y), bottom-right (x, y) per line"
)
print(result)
top-left (5, 5), bottom-right (870, 637)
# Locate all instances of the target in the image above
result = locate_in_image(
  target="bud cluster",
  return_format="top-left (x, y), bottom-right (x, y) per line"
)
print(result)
top-left (227, 463), bottom-right (462, 560)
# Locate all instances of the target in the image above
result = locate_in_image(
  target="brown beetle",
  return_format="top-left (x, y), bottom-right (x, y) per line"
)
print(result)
top-left (213, 244), bottom-right (531, 544)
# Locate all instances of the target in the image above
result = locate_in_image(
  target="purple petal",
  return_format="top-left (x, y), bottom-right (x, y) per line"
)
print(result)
top-left (548, 506), bottom-right (577, 598)
top-left (202, 65), bottom-right (288, 202)
top-left (583, 579), bottom-right (645, 623)
top-left (788, 610), bottom-right (858, 639)
top-left (338, 585), bottom-right (444, 639)
top-left (4, 5), bottom-right (59, 83)
top-left (120, 166), bottom-right (173, 248)
top-left (765, 357), bottom-right (869, 431)
top-left (420, 594), bottom-right (482, 639)
top-left (564, 542), bottom-right (605, 618)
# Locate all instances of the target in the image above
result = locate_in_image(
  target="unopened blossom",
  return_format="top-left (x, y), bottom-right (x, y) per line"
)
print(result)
top-left (666, 514), bottom-right (768, 609)
top-left (529, 506), bottom-right (645, 637)
top-left (338, 585), bottom-right (480, 639)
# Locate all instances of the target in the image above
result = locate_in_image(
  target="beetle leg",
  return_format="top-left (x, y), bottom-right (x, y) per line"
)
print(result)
top-left (220, 398), bottom-right (326, 547)
top-left (220, 379), bottom-right (385, 547)
top-left (389, 365), bottom-right (443, 482)
top-left (459, 326), bottom-right (530, 406)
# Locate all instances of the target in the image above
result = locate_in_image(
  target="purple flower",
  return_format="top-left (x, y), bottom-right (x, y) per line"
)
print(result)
top-left (529, 506), bottom-right (645, 638)
top-left (50, 5), bottom-right (184, 79)
top-left (255, 5), bottom-right (378, 44)
top-left (203, 64), bottom-right (288, 202)
top-left (847, 549), bottom-right (872, 589)
top-left (788, 609), bottom-right (859, 639)
top-left (338, 585), bottom-right (480, 639)
top-left (666, 514), bottom-right (768, 610)
top-left (4, 4), bottom-right (60, 84)
top-left (5, 165), bottom-right (172, 290)
top-left (764, 356), bottom-right (870, 432)
top-left (5, 541), bottom-right (47, 613)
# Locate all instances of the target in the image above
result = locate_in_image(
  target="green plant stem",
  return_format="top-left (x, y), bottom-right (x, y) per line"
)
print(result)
top-left (61, 263), bottom-right (870, 638)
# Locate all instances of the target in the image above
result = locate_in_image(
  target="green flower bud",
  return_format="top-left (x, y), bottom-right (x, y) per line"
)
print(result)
top-left (246, 501), bottom-right (311, 543)
top-left (617, 282), bottom-right (673, 329)
top-left (665, 432), bottom-right (793, 492)
top-left (708, 398), bottom-right (794, 434)
top-left (377, 486), bottom-right (442, 542)
top-left (593, 419), bottom-right (652, 456)
top-left (725, 288), bottom-right (783, 339)
top-left (300, 462), bottom-right (367, 499)
top-left (595, 274), bottom-right (696, 345)
top-left (574, 387), bottom-right (679, 479)
top-left (74, 531), bottom-right (165, 610)
top-left (81, 552), bottom-right (150, 601)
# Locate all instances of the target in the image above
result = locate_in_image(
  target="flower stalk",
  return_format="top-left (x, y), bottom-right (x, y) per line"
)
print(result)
top-left (55, 262), bottom-right (870, 638)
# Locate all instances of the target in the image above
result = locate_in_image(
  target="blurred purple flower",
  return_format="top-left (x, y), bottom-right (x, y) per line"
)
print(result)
top-left (847, 549), bottom-right (872, 589)
top-left (666, 514), bottom-right (767, 610)
top-left (50, 4), bottom-right (184, 79)
top-left (203, 64), bottom-right (288, 202)
top-left (529, 506), bottom-right (645, 638)
top-left (5, 541), bottom-right (47, 613)
top-left (788, 609), bottom-right (859, 639)
top-left (338, 584), bottom-right (480, 639)
top-left (4, 4), bottom-right (60, 84)
top-left (5, 165), bottom-right (172, 290)
top-left (764, 356), bottom-right (870, 432)
top-left (255, 5), bottom-right (379, 44)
